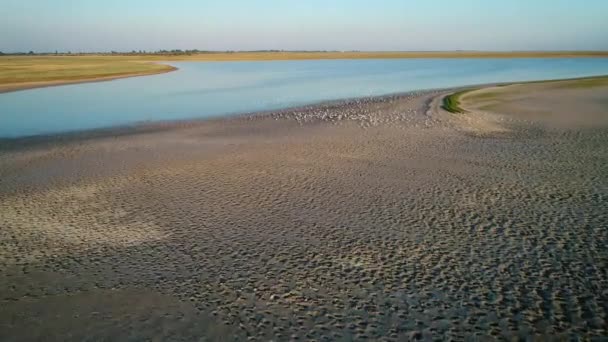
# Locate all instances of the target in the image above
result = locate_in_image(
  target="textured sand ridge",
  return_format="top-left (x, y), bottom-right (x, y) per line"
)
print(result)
top-left (1, 83), bottom-right (607, 341)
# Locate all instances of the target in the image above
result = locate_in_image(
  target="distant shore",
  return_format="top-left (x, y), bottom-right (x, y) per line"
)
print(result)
top-left (5, 50), bottom-right (608, 60)
top-left (0, 63), bottom-right (177, 94)
top-left (1, 51), bottom-right (608, 93)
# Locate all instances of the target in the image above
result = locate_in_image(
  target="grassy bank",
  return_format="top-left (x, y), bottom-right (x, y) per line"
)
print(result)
top-left (442, 75), bottom-right (608, 114)
top-left (0, 56), bottom-right (176, 93)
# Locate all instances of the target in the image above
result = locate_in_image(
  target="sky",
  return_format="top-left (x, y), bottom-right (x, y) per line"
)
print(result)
top-left (1, 0), bottom-right (607, 52)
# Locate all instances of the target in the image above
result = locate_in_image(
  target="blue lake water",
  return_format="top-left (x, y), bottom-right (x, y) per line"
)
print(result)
top-left (2, 58), bottom-right (608, 138)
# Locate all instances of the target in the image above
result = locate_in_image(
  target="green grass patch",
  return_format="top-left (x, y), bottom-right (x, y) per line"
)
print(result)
top-left (442, 90), bottom-right (471, 113)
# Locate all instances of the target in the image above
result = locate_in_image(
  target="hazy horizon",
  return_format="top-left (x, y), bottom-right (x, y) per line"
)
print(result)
top-left (3, 49), bottom-right (608, 55)
top-left (1, 0), bottom-right (608, 53)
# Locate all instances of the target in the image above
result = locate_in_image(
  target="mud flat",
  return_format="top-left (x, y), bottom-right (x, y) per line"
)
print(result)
top-left (1, 78), bottom-right (607, 340)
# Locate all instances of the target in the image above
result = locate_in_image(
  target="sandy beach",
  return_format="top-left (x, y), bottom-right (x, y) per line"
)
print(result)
top-left (1, 79), bottom-right (607, 340)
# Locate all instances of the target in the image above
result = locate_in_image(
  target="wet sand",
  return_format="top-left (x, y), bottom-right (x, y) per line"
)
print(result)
top-left (1, 81), bottom-right (607, 340)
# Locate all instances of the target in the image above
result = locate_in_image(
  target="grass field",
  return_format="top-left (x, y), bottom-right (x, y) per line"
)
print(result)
top-left (0, 56), bottom-right (176, 93)
top-left (1, 51), bottom-right (608, 93)
top-left (0, 56), bottom-right (174, 83)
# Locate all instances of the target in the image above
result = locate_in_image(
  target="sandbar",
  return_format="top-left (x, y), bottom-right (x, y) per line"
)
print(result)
top-left (1, 78), bottom-right (607, 340)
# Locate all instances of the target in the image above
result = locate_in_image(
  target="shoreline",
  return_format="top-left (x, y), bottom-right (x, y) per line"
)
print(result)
top-left (0, 64), bottom-right (178, 94)
top-left (2, 74), bottom-right (607, 147)
top-left (0, 89), bottom-right (445, 150)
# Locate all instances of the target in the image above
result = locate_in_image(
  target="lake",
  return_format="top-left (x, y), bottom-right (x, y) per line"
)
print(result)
top-left (2, 58), bottom-right (608, 138)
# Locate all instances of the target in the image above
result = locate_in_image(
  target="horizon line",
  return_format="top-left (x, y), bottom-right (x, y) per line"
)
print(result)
top-left (3, 49), bottom-right (608, 55)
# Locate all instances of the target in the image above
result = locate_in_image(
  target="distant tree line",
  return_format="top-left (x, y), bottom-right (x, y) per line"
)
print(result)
top-left (0, 49), bottom-right (348, 56)
top-left (0, 50), bottom-right (68, 56)
top-left (0, 50), bottom-right (39, 55)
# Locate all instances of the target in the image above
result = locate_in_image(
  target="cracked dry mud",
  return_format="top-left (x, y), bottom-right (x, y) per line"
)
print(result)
top-left (1, 86), bottom-right (607, 341)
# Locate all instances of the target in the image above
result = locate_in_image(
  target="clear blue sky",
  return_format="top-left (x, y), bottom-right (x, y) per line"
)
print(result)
top-left (1, 0), bottom-right (607, 52)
